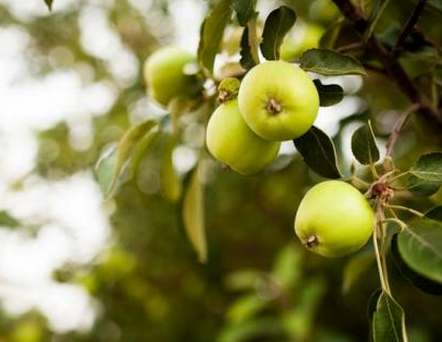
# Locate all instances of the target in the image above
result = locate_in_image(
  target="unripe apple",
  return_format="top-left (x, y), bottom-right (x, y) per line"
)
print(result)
top-left (238, 61), bottom-right (319, 141)
top-left (280, 22), bottom-right (325, 62)
top-left (294, 181), bottom-right (374, 258)
top-left (144, 46), bottom-right (201, 107)
top-left (206, 99), bottom-right (280, 175)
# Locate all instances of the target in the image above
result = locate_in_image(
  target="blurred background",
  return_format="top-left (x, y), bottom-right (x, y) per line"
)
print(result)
top-left (0, 0), bottom-right (441, 341)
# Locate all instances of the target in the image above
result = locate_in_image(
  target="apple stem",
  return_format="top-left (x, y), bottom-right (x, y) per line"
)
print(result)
top-left (305, 235), bottom-right (318, 248)
top-left (266, 98), bottom-right (283, 115)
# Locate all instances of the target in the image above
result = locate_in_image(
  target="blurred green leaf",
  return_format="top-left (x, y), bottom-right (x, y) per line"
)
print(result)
top-left (293, 126), bottom-right (342, 179)
top-left (364, 0), bottom-right (392, 40)
top-left (183, 162), bottom-right (207, 263)
top-left (426, 206), bottom-right (442, 221)
top-left (161, 135), bottom-right (182, 202)
top-left (392, 234), bottom-right (442, 295)
top-left (342, 249), bottom-right (375, 294)
top-left (313, 79), bottom-right (344, 107)
top-left (372, 292), bottom-right (407, 342)
top-left (225, 270), bottom-right (264, 291)
top-left (396, 218), bottom-right (442, 284)
top-left (0, 211), bottom-right (21, 229)
top-left (218, 317), bottom-right (286, 342)
top-left (226, 294), bottom-right (268, 324)
top-left (300, 49), bottom-right (367, 76)
top-left (239, 27), bottom-right (256, 70)
top-left (198, 0), bottom-right (233, 74)
top-left (435, 66), bottom-right (442, 85)
top-left (406, 174), bottom-right (440, 196)
top-left (410, 152), bottom-right (442, 182)
top-left (231, 0), bottom-right (257, 26)
top-left (351, 121), bottom-right (380, 165)
top-left (260, 6), bottom-right (296, 61)
top-left (272, 245), bottom-right (302, 289)
top-left (44, 0), bottom-right (53, 10)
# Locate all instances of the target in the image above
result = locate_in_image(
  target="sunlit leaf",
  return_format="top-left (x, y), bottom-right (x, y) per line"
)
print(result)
top-left (396, 218), bottom-right (442, 284)
top-left (372, 292), bottom-right (407, 342)
top-left (351, 121), bottom-right (380, 165)
top-left (313, 79), bottom-right (344, 107)
top-left (410, 152), bottom-right (442, 182)
top-left (300, 49), bottom-right (367, 76)
top-left (226, 294), bottom-right (268, 324)
top-left (293, 126), bottom-right (342, 179)
top-left (272, 245), bottom-right (302, 289)
top-left (161, 135), bottom-right (182, 202)
top-left (260, 6), bottom-right (296, 60)
top-left (198, 0), bottom-right (233, 74)
top-left (183, 162), bottom-right (207, 263)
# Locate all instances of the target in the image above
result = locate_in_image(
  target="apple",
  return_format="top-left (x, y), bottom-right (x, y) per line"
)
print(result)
top-left (294, 180), bottom-right (374, 258)
top-left (280, 22), bottom-right (325, 62)
top-left (206, 99), bottom-right (280, 175)
top-left (144, 46), bottom-right (201, 107)
top-left (238, 61), bottom-right (319, 141)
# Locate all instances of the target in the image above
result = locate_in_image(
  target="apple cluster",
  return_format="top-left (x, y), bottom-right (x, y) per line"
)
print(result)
top-left (144, 46), bottom-right (374, 259)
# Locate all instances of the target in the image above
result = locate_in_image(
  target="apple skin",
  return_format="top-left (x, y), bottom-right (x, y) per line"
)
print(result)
top-left (206, 99), bottom-right (280, 175)
top-left (144, 46), bottom-right (200, 107)
top-left (238, 61), bottom-right (319, 141)
top-left (294, 180), bottom-right (375, 258)
top-left (280, 23), bottom-right (325, 62)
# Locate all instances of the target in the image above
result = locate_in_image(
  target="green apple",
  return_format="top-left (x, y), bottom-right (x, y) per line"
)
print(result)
top-left (280, 22), bottom-right (325, 62)
top-left (206, 99), bottom-right (280, 175)
top-left (144, 46), bottom-right (201, 107)
top-left (294, 180), bottom-right (374, 258)
top-left (238, 61), bottom-right (319, 141)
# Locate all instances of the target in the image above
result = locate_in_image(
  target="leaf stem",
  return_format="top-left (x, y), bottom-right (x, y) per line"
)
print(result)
top-left (383, 204), bottom-right (424, 217)
top-left (247, 16), bottom-right (260, 64)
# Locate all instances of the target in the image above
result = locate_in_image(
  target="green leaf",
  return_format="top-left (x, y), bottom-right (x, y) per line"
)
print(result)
top-left (272, 245), bottom-right (302, 289)
top-left (367, 289), bottom-right (382, 321)
top-left (434, 66), bottom-right (442, 86)
top-left (426, 206), bottom-right (442, 221)
top-left (161, 135), bottom-right (182, 203)
top-left (198, 0), bottom-right (233, 74)
top-left (260, 6), bottom-right (296, 61)
top-left (231, 0), bottom-right (257, 26)
top-left (406, 174), bottom-right (441, 196)
top-left (342, 249), bottom-right (375, 294)
top-left (218, 317), bottom-right (286, 342)
top-left (239, 27), bottom-right (256, 70)
top-left (224, 270), bottom-right (263, 291)
top-left (372, 292), bottom-right (407, 342)
top-left (396, 218), bottom-right (442, 284)
top-left (300, 49), bottom-right (367, 76)
top-left (0, 211), bottom-right (21, 229)
top-left (293, 126), bottom-right (342, 179)
top-left (351, 121), bottom-right (380, 165)
top-left (410, 152), bottom-right (442, 182)
top-left (97, 119), bottom-right (158, 199)
top-left (44, 0), bottom-right (53, 10)
top-left (313, 79), bottom-right (344, 107)
top-left (226, 294), bottom-right (268, 324)
top-left (364, 0), bottom-right (393, 40)
top-left (392, 234), bottom-right (442, 295)
top-left (183, 162), bottom-right (207, 263)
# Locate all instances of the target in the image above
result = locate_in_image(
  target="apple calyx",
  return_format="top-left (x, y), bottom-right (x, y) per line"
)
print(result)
top-left (304, 235), bottom-right (319, 248)
top-left (266, 98), bottom-right (283, 115)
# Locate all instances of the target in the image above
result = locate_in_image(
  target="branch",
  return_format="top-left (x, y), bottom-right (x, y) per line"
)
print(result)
top-left (385, 103), bottom-right (421, 157)
top-left (330, 0), bottom-right (441, 125)
top-left (392, 0), bottom-right (428, 57)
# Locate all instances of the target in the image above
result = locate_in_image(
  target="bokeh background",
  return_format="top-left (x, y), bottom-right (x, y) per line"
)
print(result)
top-left (0, 0), bottom-right (441, 341)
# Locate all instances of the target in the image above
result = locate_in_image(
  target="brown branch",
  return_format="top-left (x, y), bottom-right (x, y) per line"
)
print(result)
top-left (385, 103), bottom-right (421, 157)
top-left (392, 0), bottom-right (428, 57)
top-left (330, 0), bottom-right (441, 125)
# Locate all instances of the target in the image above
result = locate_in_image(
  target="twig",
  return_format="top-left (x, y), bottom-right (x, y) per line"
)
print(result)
top-left (392, 0), bottom-right (429, 57)
top-left (337, 41), bottom-right (364, 53)
top-left (385, 103), bottom-right (421, 157)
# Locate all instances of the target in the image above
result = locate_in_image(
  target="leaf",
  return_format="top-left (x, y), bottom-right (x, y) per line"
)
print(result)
top-left (226, 294), bottom-right (268, 324)
top-left (44, 0), bottom-right (53, 10)
top-left (218, 317), bottom-right (286, 342)
top-left (272, 245), bottom-right (302, 289)
top-left (351, 121), bottom-right (380, 165)
top-left (161, 135), bottom-right (182, 203)
top-left (392, 234), bottom-right (442, 295)
top-left (300, 49), bottom-right (367, 76)
top-left (231, 0), bottom-right (257, 26)
top-left (426, 206), bottom-right (442, 221)
top-left (372, 292), bottom-right (407, 342)
top-left (364, 0), bottom-right (393, 40)
top-left (198, 0), bottom-right (233, 74)
top-left (396, 218), bottom-right (442, 284)
top-left (313, 79), bottom-right (344, 107)
top-left (406, 174), bottom-right (441, 196)
top-left (183, 162), bottom-right (207, 263)
top-left (342, 249), bottom-right (375, 294)
top-left (293, 126), bottom-right (342, 179)
top-left (99, 119), bottom-right (158, 199)
top-left (435, 66), bottom-right (442, 86)
top-left (239, 27), bottom-right (256, 70)
top-left (410, 152), bottom-right (442, 182)
top-left (0, 211), bottom-right (21, 229)
top-left (260, 6), bottom-right (296, 61)
top-left (367, 289), bottom-right (382, 321)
